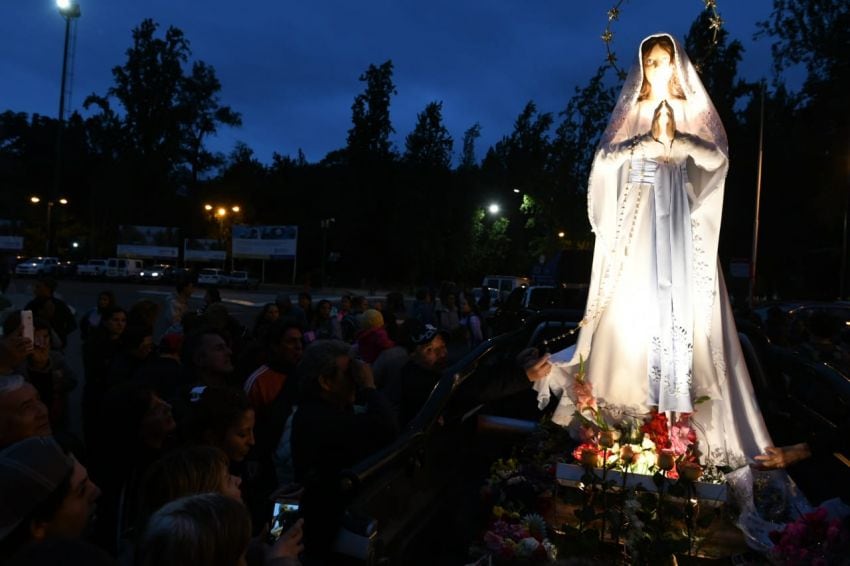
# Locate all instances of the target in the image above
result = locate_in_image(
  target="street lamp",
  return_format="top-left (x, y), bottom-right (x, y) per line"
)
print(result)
top-left (488, 203), bottom-right (500, 215)
top-left (53, 0), bottom-right (80, 259)
top-left (203, 203), bottom-right (242, 269)
top-left (30, 196), bottom-right (69, 255)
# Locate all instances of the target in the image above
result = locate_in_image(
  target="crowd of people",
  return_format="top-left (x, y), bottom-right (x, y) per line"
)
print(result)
top-left (0, 277), bottom-right (549, 565)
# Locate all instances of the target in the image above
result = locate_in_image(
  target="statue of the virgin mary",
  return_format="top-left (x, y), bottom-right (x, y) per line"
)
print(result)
top-left (536, 33), bottom-right (772, 471)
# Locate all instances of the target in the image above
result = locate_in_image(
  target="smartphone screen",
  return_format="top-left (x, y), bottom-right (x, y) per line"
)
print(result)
top-left (269, 501), bottom-right (300, 541)
top-left (21, 310), bottom-right (34, 343)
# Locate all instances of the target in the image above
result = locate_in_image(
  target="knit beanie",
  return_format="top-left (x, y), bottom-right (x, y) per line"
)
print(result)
top-left (361, 309), bottom-right (384, 330)
top-left (0, 437), bottom-right (74, 540)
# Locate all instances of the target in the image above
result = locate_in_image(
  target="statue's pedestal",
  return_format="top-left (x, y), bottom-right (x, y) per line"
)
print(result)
top-left (544, 464), bottom-right (750, 561)
top-left (556, 463), bottom-right (728, 501)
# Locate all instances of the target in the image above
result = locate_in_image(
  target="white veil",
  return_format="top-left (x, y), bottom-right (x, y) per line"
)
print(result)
top-left (598, 33), bottom-right (727, 153)
top-left (576, 32), bottom-right (730, 367)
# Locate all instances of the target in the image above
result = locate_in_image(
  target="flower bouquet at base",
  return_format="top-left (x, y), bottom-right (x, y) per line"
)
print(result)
top-left (557, 356), bottom-right (727, 500)
top-left (767, 506), bottom-right (850, 565)
top-left (471, 507), bottom-right (557, 564)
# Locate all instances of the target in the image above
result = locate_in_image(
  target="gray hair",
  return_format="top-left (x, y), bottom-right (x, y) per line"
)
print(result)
top-left (300, 340), bottom-right (353, 380)
top-left (138, 493), bottom-right (251, 566)
top-left (0, 374), bottom-right (25, 395)
top-left (298, 340), bottom-right (353, 399)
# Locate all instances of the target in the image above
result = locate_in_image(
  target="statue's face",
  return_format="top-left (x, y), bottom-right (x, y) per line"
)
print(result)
top-left (643, 43), bottom-right (674, 95)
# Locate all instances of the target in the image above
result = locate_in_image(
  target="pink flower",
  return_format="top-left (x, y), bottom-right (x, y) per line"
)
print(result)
top-left (669, 416), bottom-right (696, 456)
top-left (572, 443), bottom-right (600, 467)
top-left (572, 378), bottom-right (597, 412)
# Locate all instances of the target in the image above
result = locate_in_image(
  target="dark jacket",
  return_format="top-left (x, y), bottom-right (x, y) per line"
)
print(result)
top-left (291, 388), bottom-right (397, 562)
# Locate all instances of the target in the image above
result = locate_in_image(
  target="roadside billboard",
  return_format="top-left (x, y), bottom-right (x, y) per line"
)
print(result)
top-left (184, 238), bottom-right (226, 262)
top-left (232, 225), bottom-right (298, 259)
top-left (116, 225), bottom-right (179, 259)
top-left (0, 220), bottom-right (24, 251)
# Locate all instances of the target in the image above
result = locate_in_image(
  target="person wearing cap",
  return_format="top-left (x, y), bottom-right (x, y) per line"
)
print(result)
top-left (0, 436), bottom-right (101, 561)
top-left (389, 320), bottom-right (553, 428)
top-left (387, 320), bottom-right (451, 427)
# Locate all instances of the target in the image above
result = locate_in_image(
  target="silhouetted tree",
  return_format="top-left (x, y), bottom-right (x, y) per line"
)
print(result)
top-left (346, 60), bottom-right (397, 163)
top-left (403, 101), bottom-right (453, 170)
top-left (83, 19), bottom-right (240, 224)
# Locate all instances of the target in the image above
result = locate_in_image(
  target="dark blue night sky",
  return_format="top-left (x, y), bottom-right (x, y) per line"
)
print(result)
top-left (4, 1), bottom-right (779, 164)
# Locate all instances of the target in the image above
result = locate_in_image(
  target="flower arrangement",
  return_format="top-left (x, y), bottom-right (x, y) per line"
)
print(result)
top-left (481, 508), bottom-right (557, 563)
top-left (568, 356), bottom-right (715, 482)
top-left (768, 507), bottom-right (849, 565)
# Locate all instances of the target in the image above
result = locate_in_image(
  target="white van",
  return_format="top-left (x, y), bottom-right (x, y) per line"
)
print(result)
top-left (198, 268), bottom-right (226, 286)
top-left (482, 275), bottom-right (531, 298)
top-left (106, 258), bottom-right (144, 279)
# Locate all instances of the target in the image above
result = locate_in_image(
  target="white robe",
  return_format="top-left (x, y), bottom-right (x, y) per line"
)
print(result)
top-left (536, 132), bottom-right (772, 469)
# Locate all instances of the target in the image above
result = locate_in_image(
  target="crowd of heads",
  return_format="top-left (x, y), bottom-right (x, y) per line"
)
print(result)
top-left (0, 276), bottom-right (505, 564)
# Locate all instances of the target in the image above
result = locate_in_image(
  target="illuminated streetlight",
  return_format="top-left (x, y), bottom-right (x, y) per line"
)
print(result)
top-left (488, 203), bottom-right (500, 215)
top-left (203, 203), bottom-right (242, 269)
top-left (513, 188), bottom-right (521, 194)
top-left (72, 241), bottom-right (79, 249)
top-left (52, 0), bottom-right (80, 258)
top-left (29, 196), bottom-right (69, 255)
top-left (558, 231), bottom-right (565, 238)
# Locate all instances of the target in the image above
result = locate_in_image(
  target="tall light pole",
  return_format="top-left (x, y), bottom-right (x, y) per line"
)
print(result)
top-left (53, 0), bottom-right (81, 257)
top-left (31, 196), bottom-right (69, 255)
top-left (203, 204), bottom-right (241, 270)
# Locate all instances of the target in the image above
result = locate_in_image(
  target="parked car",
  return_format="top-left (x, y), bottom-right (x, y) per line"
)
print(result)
top-left (489, 284), bottom-right (588, 335)
top-left (106, 258), bottom-right (144, 280)
top-left (224, 270), bottom-right (259, 289)
top-left (56, 260), bottom-right (77, 277)
top-left (138, 264), bottom-right (171, 283)
top-left (77, 259), bottom-right (108, 278)
top-left (15, 257), bottom-right (60, 276)
top-left (163, 266), bottom-right (194, 284)
top-left (481, 274), bottom-right (531, 300)
top-left (197, 268), bottom-right (226, 286)
top-left (735, 307), bottom-right (850, 502)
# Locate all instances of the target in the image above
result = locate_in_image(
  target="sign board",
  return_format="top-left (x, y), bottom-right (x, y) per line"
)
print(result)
top-left (184, 238), bottom-right (226, 262)
top-left (116, 225), bottom-right (179, 259)
top-left (232, 225), bottom-right (297, 260)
